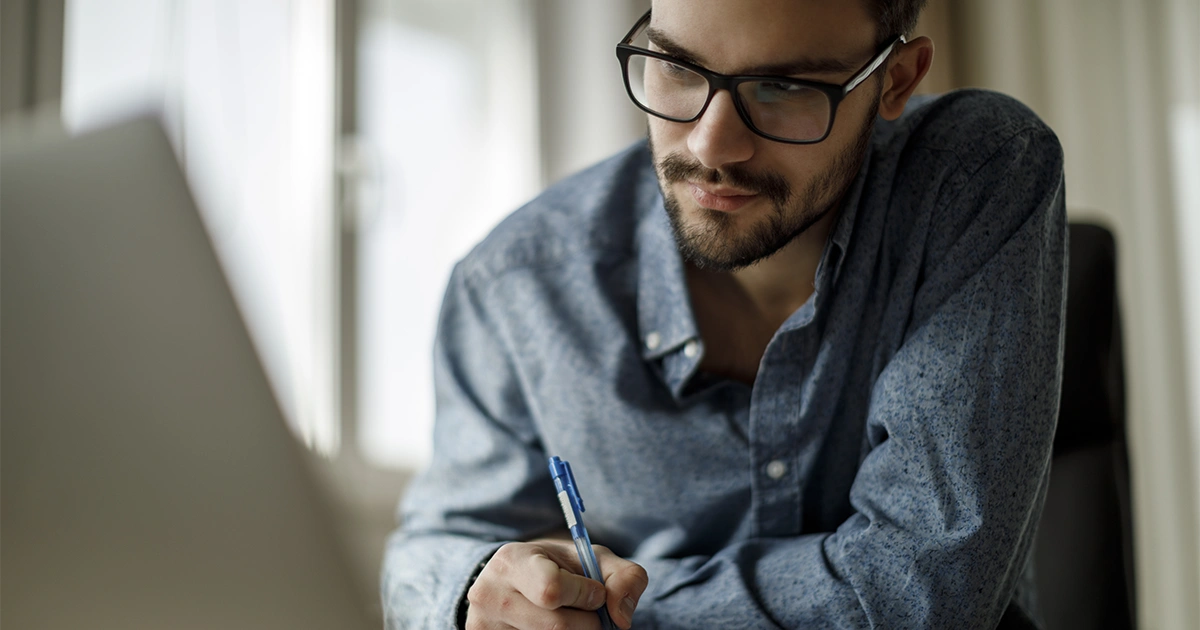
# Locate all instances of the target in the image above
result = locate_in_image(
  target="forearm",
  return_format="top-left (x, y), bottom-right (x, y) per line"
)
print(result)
top-left (629, 520), bottom-right (1040, 629)
top-left (630, 535), bottom-right (865, 629)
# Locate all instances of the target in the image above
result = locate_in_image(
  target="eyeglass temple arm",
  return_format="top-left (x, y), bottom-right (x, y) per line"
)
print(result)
top-left (621, 9), bottom-right (652, 45)
top-left (843, 35), bottom-right (906, 95)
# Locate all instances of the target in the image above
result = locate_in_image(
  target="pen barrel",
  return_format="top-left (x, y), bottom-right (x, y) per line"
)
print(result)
top-left (596, 605), bottom-right (618, 630)
top-left (573, 535), bottom-right (602, 581)
top-left (549, 456), bottom-right (616, 630)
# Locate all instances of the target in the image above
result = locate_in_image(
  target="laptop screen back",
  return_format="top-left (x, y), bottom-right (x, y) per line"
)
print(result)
top-left (1, 118), bottom-right (372, 630)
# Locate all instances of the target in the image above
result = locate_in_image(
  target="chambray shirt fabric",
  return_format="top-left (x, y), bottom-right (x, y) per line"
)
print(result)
top-left (382, 89), bottom-right (1068, 629)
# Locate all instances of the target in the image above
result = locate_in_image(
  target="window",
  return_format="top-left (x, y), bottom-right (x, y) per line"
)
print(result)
top-left (62, 0), bottom-right (339, 454)
top-left (60, 0), bottom-right (646, 469)
top-left (350, 0), bottom-right (646, 470)
top-left (352, 0), bottom-right (541, 469)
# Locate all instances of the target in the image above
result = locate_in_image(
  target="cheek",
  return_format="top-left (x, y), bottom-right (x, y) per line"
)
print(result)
top-left (826, 85), bottom-right (880, 144)
top-left (648, 117), bottom-right (687, 154)
top-left (762, 146), bottom-right (830, 193)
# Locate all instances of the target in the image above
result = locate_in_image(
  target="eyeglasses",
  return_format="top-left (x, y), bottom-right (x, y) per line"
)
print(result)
top-left (615, 10), bottom-right (903, 144)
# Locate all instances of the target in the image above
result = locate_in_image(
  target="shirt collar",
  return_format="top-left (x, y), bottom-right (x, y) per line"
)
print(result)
top-left (822, 142), bottom-right (873, 288)
top-left (631, 144), bottom-right (872, 397)
top-left (635, 191), bottom-right (698, 362)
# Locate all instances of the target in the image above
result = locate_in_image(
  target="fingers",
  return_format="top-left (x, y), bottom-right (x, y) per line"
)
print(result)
top-left (466, 540), bottom-right (608, 630)
top-left (464, 591), bottom-right (600, 630)
top-left (512, 552), bottom-right (606, 611)
top-left (594, 545), bottom-right (650, 630)
top-left (465, 595), bottom-right (600, 630)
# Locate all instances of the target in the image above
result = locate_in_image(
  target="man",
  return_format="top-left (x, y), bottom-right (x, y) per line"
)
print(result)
top-left (383, 0), bottom-right (1066, 628)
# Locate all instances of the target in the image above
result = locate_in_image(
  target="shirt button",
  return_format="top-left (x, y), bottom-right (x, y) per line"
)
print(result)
top-left (645, 331), bottom-right (662, 350)
top-left (683, 339), bottom-right (699, 358)
top-left (766, 460), bottom-right (788, 480)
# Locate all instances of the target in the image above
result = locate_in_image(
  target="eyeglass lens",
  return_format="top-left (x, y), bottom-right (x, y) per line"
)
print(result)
top-left (625, 53), bottom-right (833, 142)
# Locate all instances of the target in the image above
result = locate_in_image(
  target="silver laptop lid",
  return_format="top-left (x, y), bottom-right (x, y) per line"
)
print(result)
top-left (1, 117), bottom-right (372, 629)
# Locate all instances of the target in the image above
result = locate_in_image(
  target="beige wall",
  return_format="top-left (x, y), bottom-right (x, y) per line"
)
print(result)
top-left (912, 0), bottom-right (956, 95)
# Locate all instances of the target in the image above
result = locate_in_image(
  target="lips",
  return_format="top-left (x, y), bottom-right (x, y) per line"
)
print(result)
top-left (687, 182), bottom-right (759, 212)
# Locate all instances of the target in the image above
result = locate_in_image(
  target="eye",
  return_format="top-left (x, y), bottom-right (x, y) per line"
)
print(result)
top-left (751, 81), bottom-right (822, 104)
top-left (656, 60), bottom-right (690, 79)
top-left (756, 82), bottom-right (802, 98)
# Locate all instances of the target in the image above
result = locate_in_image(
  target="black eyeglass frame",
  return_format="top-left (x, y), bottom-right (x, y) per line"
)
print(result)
top-left (615, 10), bottom-right (905, 144)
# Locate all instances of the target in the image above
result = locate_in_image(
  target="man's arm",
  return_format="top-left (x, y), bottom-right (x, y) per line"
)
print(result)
top-left (628, 127), bottom-right (1068, 628)
top-left (380, 262), bottom-right (647, 629)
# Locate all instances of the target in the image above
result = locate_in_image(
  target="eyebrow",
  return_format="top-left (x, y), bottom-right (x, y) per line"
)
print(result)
top-left (644, 26), bottom-right (862, 77)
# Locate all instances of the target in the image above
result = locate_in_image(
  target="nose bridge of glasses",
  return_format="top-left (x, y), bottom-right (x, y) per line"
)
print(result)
top-left (692, 86), bottom-right (759, 149)
top-left (688, 94), bottom-right (757, 168)
top-left (697, 72), bottom-right (740, 117)
top-left (710, 75), bottom-right (777, 140)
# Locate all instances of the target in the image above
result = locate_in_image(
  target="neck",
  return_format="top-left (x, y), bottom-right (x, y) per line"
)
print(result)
top-left (701, 207), bottom-right (839, 327)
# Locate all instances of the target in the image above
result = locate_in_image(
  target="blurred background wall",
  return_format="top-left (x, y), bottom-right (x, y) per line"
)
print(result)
top-left (2, 0), bottom-right (1197, 627)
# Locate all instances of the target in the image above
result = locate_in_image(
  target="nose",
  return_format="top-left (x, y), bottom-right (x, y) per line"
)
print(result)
top-left (686, 90), bottom-right (756, 171)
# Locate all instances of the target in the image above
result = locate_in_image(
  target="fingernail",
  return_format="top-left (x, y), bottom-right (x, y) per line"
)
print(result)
top-left (620, 595), bottom-right (637, 621)
top-left (589, 587), bottom-right (605, 609)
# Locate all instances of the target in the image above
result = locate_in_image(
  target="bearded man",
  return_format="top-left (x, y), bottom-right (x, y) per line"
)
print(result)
top-left (384, 1), bottom-right (1066, 628)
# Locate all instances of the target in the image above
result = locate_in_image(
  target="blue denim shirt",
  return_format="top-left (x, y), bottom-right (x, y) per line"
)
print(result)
top-left (382, 90), bottom-right (1068, 629)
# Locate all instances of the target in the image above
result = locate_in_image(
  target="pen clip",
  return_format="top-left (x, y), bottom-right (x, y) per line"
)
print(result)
top-left (548, 456), bottom-right (585, 513)
top-left (564, 460), bottom-right (585, 513)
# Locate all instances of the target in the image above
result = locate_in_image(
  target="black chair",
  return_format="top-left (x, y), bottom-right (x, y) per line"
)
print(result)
top-left (1033, 222), bottom-right (1137, 629)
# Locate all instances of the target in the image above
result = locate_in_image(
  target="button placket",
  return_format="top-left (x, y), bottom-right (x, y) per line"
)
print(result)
top-left (748, 331), bottom-right (812, 537)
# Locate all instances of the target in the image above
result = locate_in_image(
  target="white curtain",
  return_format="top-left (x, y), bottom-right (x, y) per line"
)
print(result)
top-left (353, 0), bottom-right (649, 470)
top-left (951, 1), bottom-right (1200, 628)
top-left (62, 0), bottom-right (339, 456)
top-left (352, 0), bottom-right (544, 469)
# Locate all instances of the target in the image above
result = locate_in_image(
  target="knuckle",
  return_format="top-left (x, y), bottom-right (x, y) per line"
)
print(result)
top-left (466, 581), bottom-right (489, 607)
top-left (467, 575), bottom-right (511, 611)
top-left (491, 542), bottom-right (520, 565)
top-left (538, 579), bottom-right (563, 607)
top-left (630, 565), bottom-right (650, 591)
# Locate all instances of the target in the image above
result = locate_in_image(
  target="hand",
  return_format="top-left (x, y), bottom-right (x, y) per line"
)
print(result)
top-left (465, 538), bottom-right (649, 629)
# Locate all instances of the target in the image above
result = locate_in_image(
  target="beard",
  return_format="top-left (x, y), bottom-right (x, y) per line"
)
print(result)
top-left (651, 92), bottom-right (880, 272)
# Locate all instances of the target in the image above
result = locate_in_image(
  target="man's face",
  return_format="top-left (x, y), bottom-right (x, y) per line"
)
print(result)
top-left (647, 0), bottom-right (884, 271)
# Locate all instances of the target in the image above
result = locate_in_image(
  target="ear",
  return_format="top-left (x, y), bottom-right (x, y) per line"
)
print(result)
top-left (878, 36), bottom-right (935, 120)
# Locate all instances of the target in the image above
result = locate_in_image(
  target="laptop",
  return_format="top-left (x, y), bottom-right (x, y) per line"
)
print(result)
top-left (1, 117), bottom-right (373, 629)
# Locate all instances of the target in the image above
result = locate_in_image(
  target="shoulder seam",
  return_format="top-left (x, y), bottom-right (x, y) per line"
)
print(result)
top-left (934, 124), bottom-right (1060, 214)
top-left (459, 245), bottom-right (633, 294)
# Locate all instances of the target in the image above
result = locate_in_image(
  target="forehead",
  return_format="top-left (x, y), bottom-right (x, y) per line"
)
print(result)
top-left (647, 0), bottom-right (877, 75)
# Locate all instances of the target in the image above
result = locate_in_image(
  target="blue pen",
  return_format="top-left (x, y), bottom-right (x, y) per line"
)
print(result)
top-left (548, 456), bottom-right (618, 630)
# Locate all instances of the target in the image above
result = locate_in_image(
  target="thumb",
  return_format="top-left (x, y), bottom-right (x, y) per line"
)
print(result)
top-left (595, 546), bottom-right (649, 629)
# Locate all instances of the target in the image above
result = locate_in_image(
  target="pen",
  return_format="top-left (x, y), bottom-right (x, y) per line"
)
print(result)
top-left (548, 456), bottom-right (618, 630)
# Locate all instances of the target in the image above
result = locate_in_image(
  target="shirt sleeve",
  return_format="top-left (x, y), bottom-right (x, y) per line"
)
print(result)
top-left (628, 127), bottom-right (1068, 628)
top-left (380, 262), bottom-right (561, 630)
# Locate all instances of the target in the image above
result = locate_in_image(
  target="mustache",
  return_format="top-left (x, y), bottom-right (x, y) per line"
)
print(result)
top-left (657, 152), bottom-right (791, 207)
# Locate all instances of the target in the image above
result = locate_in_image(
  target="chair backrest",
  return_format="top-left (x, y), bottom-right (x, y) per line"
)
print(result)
top-left (1033, 222), bottom-right (1137, 629)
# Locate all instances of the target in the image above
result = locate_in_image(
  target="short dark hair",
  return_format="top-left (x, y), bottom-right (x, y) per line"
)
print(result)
top-left (864, 0), bottom-right (928, 44)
